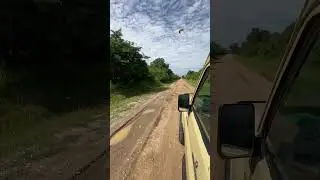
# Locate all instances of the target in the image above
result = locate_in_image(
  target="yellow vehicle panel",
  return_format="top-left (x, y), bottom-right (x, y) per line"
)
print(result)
top-left (181, 54), bottom-right (210, 180)
top-left (181, 111), bottom-right (196, 180)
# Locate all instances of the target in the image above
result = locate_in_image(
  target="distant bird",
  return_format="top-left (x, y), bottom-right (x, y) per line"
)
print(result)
top-left (178, 28), bottom-right (184, 34)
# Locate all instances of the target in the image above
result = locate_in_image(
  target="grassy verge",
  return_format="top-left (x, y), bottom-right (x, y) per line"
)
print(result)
top-left (110, 80), bottom-right (171, 125)
top-left (234, 55), bottom-right (281, 82)
top-left (0, 80), bottom-right (169, 165)
top-left (0, 104), bottom-right (105, 167)
top-left (185, 79), bottom-right (198, 87)
top-left (110, 80), bottom-right (168, 112)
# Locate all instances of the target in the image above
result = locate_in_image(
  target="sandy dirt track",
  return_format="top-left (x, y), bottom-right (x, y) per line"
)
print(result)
top-left (109, 79), bottom-right (194, 180)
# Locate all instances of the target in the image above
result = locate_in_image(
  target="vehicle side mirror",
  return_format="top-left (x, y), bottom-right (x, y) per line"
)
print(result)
top-left (217, 102), bottom-right (255, 159)
top-left (178, 93), bottom-right (190, 112)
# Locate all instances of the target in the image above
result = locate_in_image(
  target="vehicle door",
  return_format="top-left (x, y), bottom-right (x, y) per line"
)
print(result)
top-left (250, 3), bottom-right (320, 180)
top-left (225, 2), bottom-right (320, 180)
top-left (187, 65), bottom-right (211, 180)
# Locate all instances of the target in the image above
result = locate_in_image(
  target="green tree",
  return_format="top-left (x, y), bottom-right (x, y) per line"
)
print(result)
top-left (110, 29), bottom-right (150, 86)
top-left (237, 23), bottom-right (296, 59)
top-left (211, 41), bottom-right (227, 58)
top-left (148, 58), bottom-right (179, 83)
top-left (185, 70), bottom-right (201, 80)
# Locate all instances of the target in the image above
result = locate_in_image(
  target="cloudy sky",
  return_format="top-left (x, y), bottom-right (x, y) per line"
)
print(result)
top-left (110, 0), bottom-right (210, 76)
top-left (212, 0), bottom-right (305, 47)
top-left (111, 0), bottom-right (306, 75)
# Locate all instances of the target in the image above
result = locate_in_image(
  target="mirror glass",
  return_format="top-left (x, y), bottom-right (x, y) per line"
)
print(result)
top-left (178, 93), bottom-right (190, 111)
top-left (218, 103), bottom-right (255, 158)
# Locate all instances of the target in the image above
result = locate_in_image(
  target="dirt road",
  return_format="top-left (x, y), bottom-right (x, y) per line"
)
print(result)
top-left (109, 79), bottom-right (194, 180)
top-left (211, 55), bottom-right (273, 180)
top-left (76, 55), bottom-right (273, 180)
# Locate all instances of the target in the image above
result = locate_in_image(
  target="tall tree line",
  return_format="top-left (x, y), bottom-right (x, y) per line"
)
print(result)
top-left (230, 22), bottom-right (296, 59)
top-left (110, 29), bottom-right (179, 87)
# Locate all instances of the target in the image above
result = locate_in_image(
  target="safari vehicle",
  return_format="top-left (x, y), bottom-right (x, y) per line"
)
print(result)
top-left (178, 55), bottom-right (210, 180)
top-left (178, 0), bottom-right (320, 179)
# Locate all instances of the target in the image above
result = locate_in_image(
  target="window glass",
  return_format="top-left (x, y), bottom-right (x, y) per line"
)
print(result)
top-left (193, 71), bottom-right (211, 139)
top-left (267, 33), bottom-right (320, 180)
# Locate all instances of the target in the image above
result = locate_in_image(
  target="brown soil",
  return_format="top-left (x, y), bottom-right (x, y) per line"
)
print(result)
top-left (110, 79), bottom-right (194, 180)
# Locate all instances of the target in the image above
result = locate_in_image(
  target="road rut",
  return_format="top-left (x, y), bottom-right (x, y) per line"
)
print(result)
top-left (110, 80), bottom-right (194, 180)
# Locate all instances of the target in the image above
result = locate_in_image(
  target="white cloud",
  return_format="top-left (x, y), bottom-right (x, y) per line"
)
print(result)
top-left (110, 0), bottom-right (210, 75)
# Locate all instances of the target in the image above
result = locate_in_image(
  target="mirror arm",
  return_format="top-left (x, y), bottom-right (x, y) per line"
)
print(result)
top-left (249, 137), bottom-right (263, 173)
top-left (252, 137), bottom-right (262, 158)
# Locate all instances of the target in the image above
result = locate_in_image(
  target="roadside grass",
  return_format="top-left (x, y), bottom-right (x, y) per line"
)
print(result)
top-left (185, 79), bottom-right (198, 87)
top-left (0, 79), bottom-right (170, 166)
top-left (0, 103), bottom-right (105, 167)
top-left (110, 80), bottom-right (168, 112)
top-left (234, 55), bottom-right (281, 82)
top-left (234, 54), bottom-right (320, 108)
top-left (199, 81), bottom-right (210, 94)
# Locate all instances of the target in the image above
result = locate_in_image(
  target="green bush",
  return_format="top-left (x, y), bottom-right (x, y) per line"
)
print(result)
top-left (148, 58), bottom-right (180, 83)
top-left (185, 69), bottom-right (202, 80)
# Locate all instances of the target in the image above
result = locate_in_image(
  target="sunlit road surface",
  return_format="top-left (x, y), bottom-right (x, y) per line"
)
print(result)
top-left (71, 80), bottom-right (193, 180)
top-left (108, 79), bottom-right (193, 180)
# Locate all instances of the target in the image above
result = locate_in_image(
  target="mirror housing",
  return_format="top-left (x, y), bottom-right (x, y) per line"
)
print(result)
top-left (178, 93), bottom-right (191, 112)
top-left (217, 102), bottom-right (255, 159)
